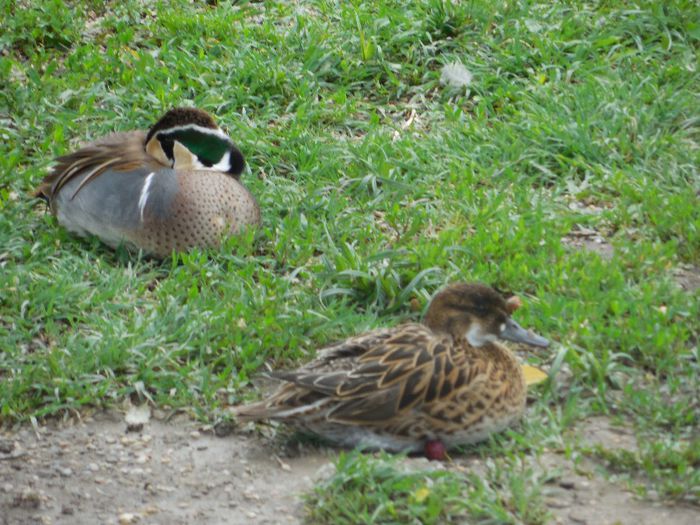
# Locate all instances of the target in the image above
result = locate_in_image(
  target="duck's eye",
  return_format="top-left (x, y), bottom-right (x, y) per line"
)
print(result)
top-left (473, 305), bottom-right (489, 316)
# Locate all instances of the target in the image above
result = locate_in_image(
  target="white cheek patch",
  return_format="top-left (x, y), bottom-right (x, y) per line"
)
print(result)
top-left (499, 323), bottom-right (506, 333)
top-left (209, 150), bottom-right (232, 172)
top-left (466, 325), bottom-right (498, 347)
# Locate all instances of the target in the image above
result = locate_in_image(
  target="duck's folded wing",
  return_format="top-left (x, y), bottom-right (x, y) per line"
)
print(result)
top-left (34, 131), bottom-right (150, 201)
top-left (271, 326), bottom-right (456, 424)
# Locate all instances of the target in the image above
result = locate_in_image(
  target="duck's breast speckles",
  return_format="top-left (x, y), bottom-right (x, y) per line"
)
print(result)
top-left (135, 170), bottom-right (259, 256)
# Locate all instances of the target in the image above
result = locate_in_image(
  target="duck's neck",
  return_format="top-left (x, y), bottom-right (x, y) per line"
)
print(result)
top-left (452, 335), bottom-right (520, 367)
top-left (423, 315), bottom-right (470, 342)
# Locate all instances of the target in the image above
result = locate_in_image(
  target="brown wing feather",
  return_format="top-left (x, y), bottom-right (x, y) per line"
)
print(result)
top-left (422, 345), bottom-right (500, 426)
top-left (33, 130), bottom-right (159, 204)
top-left (238, 325), bottom-right (447, 423)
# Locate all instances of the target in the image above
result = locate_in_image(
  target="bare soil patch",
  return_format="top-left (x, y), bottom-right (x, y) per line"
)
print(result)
top-left (673, 264), bottom-right (700, 293)
top-left (1, 412), bottom-right (332, 525)
top-left (561, 225), bottom-right (614, 260)
top-left (1, 413), bottom-right (697, 525)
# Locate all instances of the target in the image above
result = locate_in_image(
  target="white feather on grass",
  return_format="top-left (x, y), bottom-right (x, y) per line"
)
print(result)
top-left (440, 62), bottom-right (473, 89)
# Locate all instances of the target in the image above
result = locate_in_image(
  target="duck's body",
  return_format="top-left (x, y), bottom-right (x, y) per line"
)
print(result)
top-left (35, 108), bottom-right (260, 258)
top-left (234, 283), bottom-right (550, 456)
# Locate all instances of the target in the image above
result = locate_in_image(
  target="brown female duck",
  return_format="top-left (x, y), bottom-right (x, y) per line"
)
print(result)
top-left (234, 282), bottom-right (549, 458)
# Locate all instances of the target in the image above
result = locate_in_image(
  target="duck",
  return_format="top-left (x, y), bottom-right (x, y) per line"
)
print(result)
top-left (233, 282), bottom-right (550, 459)
top-left (34, 107), bottom-right (260, 258)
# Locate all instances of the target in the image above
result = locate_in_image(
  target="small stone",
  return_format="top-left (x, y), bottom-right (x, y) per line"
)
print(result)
top-left (12, 488), bottom-right (42, 509)
top-left (118, 512), bottom-right (138, 524)
top-left (242, 490), bottom-right (260, 501)
top-left (568, 510), bottom-right (587, 524)
top-left (214, 421), bottom-right (235, 437)
top-left (647, 489), bottom-right (659, 501)
top-left (558, 478), bottom-right (576, 490)
top-left (3, 483), bottom-right (13, 493)
top-left (544, 497), bottom-right (571, 509)
top-left (88, 463), bottom-right (99, 472)
top-left (62, 506), bottom-right (74, 515)
top-left (57, 467), bottom-right (73, 477)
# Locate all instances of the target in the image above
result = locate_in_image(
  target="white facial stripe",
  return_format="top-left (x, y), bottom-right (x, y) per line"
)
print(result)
top-left (138, 172), bottom-right (155, 223)
top-left (156, 124), bottom-right (232, 143)
top-left (174, 153), bottom-right (226, 173)
top-left (157, 125), bottom-right (235, 172)
top-left (499, 323), bottom-right (506, 333)
top-left (466, 324), bottom-right (498, 347)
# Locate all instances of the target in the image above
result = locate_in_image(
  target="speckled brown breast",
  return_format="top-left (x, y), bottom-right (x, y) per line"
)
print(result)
top-left (138, 170), bottom-right (260, 257)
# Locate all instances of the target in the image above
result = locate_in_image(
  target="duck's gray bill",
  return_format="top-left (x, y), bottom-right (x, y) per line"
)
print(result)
top-left (501, 318), bottom-right (549, 348)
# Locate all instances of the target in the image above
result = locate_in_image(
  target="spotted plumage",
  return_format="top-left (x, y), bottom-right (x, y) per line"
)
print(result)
top-left (34, 108), bottom-right (260, 258)
top-left (233, 282), bottom-right (550, 455)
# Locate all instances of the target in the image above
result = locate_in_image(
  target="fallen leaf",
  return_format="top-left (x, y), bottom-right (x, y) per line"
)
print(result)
top-left (412, 486), bottom-right (431, 503)
top-left (522, 364), bottom-right (548, 386)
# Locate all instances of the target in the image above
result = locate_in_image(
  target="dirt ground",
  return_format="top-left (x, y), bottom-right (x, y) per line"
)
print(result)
top-left (1, 410), bottom-right (697, 525)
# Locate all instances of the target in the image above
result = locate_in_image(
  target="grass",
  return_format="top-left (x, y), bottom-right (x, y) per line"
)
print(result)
top-left (1, 0), bottom-right (699, 520)
top-left (305, 451), bottom-right (551, 524)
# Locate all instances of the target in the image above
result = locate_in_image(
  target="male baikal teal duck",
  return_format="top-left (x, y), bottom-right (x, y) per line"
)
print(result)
top-left (35, 108), bottom-right (260, 258)
top-left (234, 282), bottom-right (550, 460)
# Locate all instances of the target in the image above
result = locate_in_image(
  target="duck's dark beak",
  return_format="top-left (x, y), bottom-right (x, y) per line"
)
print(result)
top-left (500, 318), bottom-right (549, 348)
